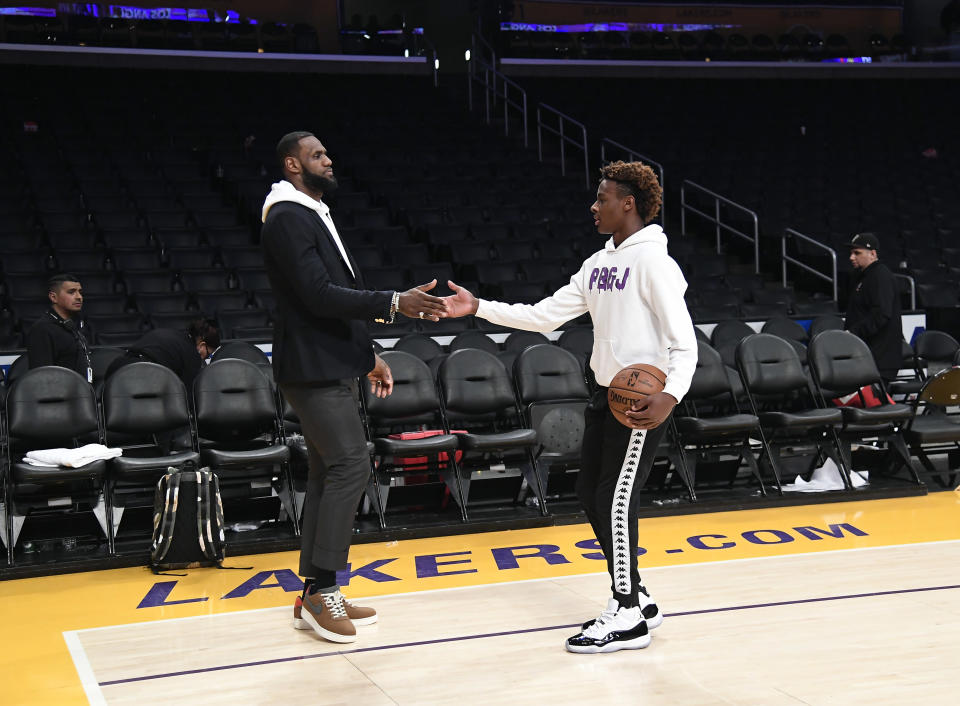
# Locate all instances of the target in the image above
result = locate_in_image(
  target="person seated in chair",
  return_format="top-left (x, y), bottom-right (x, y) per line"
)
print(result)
top-left (106, 318), bottom-right (220, 390)
top-left (26, 273), bottom-right (93, 381)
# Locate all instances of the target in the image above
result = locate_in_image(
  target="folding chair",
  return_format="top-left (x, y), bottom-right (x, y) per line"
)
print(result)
top-left (736, 333), bottom-right (847, 493)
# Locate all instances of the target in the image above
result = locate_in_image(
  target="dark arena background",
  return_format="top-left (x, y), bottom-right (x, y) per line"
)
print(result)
top-left (0, 0), bottom-right (958, 574)
top-left (0, 0), bottom-right (960, 704)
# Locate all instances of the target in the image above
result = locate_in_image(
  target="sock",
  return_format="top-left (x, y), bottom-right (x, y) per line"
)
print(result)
top-left (306, 569), bottom-right (337, 595)
top-left (615, 592), bottom-right (640, 610)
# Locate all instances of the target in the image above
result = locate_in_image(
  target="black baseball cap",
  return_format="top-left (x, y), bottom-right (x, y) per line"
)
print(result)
top-left (846, 233), bottom-right (879, 251)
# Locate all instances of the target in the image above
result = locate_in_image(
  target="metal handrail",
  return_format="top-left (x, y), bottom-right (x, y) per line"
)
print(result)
top-left (537, 102), bottom-right (589, 189)
top-left (466, 57), bottom-right (527, 146)
top-left (680, 180), bottom-right (760, 273)
top-left (893, 273), bottom-right (917, 310)
top-left (497, 71), bottom-right (528, 146)
top-left (472, 31), bottom-right (496, 67)
top-left (600, 137), bottom-right (665, 222)
top-left (781, 228), bottom-right (838, 302)
top-left (420, 35), bottom-right (439, 87)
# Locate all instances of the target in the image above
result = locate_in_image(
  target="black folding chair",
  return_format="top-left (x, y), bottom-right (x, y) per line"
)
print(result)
top-left (672, 341), bottom-right (763, 500)
top-left (807, 330), bottom-right (918, 486)
top-left (902, 367), bottom-right (960, 488)
top-left (438, 348), bottom-right (546, 515)
top-left (736, 333), bottom-right (847, 493)
top-left (363, 351), bottom-right (466, 527)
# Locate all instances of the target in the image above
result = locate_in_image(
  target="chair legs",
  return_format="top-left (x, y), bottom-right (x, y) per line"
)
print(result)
top-left (278, 461), bottom-right (301, 537)
top-left (443, 462), bottom-right (470, 522)
top-left (667, 443), bottom-right (697, 503)
top-left (522, 449), bottom-right (549, 516)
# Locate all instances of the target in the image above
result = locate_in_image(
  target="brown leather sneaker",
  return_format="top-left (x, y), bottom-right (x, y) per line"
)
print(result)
top-left (294, 590), bottom-right (377, 630)
top-left (296, 590), bottom-right (357, 643)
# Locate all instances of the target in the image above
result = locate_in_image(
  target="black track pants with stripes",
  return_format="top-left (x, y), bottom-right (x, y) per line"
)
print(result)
top-left (576, 386), bottom-right (671, 608)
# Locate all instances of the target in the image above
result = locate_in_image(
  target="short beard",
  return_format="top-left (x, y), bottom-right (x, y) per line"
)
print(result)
top-left (302, 170), bottom-right (338, 195)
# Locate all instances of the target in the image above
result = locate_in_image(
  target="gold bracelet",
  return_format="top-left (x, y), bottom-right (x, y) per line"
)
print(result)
top-left (375, 291), bottom-right (400, 324)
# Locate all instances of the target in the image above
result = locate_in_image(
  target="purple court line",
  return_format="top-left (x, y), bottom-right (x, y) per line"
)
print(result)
top-left (97, 582), bottom-right (960, 687)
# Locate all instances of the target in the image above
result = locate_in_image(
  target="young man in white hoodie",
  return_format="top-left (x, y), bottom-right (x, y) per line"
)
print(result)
top-left (443, 161), bottom-right (698, 654)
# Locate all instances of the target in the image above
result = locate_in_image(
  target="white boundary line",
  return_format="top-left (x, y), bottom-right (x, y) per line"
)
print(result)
top-left (62, 631), bottom-right (106, 706)
top-left (62, 538), bottom-right (960, 697)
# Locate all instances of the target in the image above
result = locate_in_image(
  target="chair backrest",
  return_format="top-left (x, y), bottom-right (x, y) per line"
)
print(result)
top-left (503, 330), bottom-right (551, 353)
top-left (808, 329), bottom-right (880, 394)
top-left (735, 333), bottom-right (807, 394)
top-left (392, 333), bottom-right (444, 363)
top-left (686, 341), bottom-right (734, 401)
top-left (210, 340), bottom-right (270, 366)
top-left (363, 350), bottom-right (442, 421)
top-left (711, 319), bottom-right (754, 347)
top-left (101, 361), bottom-right (191, 436)
top-left (514, 344), bottom-right (589, 404)
top-left (6, 354), bottom-right (29, 385)
top-left (6, 366), bottom-right (99, 444)
top-left (557, 326), bottom-right (593, 354)
top-left (914, 330), bottom-right (959, 376)
top-left (761, 316), bottom-right (808, 343)
top-left (448, 330), bottom-right (499, 355)
top-left (439, 348), bottom-right (517, 415)
top-left (90, 346), bottom-right (126, 382)
top-left (809, 314), bottom-right (845, 339)
top-left (194, 358), bottom-right (278, 441)
top-left (917, 367), bottom-right (960, 407)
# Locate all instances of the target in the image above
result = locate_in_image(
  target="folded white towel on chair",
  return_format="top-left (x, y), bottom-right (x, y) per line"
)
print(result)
top-left (23, 444), bottom-right (123, 468)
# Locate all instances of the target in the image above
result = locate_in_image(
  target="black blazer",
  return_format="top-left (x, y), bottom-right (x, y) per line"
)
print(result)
top-left (261, 200), bottom-right (391, 384)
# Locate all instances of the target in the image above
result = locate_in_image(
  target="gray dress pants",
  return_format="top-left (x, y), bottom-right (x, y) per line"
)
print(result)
top-left (280, 380), bottom-right (370, 577)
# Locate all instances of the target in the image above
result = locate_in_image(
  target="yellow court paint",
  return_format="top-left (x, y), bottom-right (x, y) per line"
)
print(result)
top-left (1, 492), bottom-right (958, 705)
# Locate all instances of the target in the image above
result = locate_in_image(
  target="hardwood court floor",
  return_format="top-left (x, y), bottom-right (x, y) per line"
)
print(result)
top-left (3, 492), bottom-right (960, 705)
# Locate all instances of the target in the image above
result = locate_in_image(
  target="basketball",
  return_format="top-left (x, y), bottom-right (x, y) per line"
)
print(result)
top-left (607, 364), bottom-right (667, 427)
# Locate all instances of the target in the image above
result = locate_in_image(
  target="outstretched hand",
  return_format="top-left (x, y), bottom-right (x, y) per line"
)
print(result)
top-left (397, 279), bottom-right (446, 322)
top-left (443, 280), bottom-right (479, 318)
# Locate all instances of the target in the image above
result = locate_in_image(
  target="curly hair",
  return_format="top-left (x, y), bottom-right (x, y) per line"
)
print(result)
top-left (599, 160), bottom-right (663, 224)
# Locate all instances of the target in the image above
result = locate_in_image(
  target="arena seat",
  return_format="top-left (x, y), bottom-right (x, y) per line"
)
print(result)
top-left (736, 333), bottom-right (847, 493)
top-left (512, 344), bottom-right (590, 498)
top-left (807, 330), bottom-right (917, 484)
top-left (193, 358), bottom-right (297, 532)
top-left (672, 341), bottom-right (762, 500)
top-left (100, 361), bottom-right (200, 549)
top-left (4, 366), bottom-right (109, 564)
top-left (913, 330), bottom-right (959, 380)
top-left (438, 348), bottom-right (547, 515)
top-left (362, 350), bottom-right (466, 526)
top-left (902, 367), bottom-right (960, 488)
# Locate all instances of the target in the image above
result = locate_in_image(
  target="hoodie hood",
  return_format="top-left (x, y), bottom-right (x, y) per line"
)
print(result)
top-left (262, 180), bottom-right (327, 223)
top-left (604, 223), bottom-right (667, 252)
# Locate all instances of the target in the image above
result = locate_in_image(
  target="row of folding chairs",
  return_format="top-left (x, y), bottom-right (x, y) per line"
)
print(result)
top-left (1, 358), bottom-right (295, 565)
top-left (673, 330), bottom-right (960, 502)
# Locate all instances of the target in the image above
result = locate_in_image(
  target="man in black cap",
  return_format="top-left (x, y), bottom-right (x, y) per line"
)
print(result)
top-left (844, 233), bottom-right (902, 381)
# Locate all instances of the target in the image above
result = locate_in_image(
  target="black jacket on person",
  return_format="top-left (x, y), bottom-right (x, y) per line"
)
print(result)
top-left (261, 200), bottom-right (391, 384)
top-left (844, 260), bottom-right (902, 375)
top-left (26, 309), bottom-right (92, 377)
top-left (108, 328), bottom-right (203, 390)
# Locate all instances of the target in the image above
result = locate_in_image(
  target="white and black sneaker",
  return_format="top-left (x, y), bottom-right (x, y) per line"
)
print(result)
top-left (566, 604), bottom-right (650, 654)
top-left (581, 588), bottom-right (663, 632)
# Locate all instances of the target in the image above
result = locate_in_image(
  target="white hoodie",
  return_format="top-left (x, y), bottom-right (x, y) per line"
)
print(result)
top-left (261, 180), bottom-right (354, 277)
top-left (476, 224), bottom-right (698, 402)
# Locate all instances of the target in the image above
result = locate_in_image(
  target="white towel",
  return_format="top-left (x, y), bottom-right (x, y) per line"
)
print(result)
top-left (24, 444), bottom-right (123, 468)
top-left (782, 457), bottom-right (868, 492)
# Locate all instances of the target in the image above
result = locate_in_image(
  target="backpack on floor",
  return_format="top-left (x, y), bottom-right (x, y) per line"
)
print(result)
top-left (150, 465), bottom-right (227, 574)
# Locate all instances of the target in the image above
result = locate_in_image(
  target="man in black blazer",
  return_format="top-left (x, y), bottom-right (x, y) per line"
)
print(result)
top-left (261, 131), bottom-right (445, 644)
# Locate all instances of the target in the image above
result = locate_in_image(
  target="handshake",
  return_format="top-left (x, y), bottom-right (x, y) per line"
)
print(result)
top-left (396, 279), bottom-right (477, 322)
